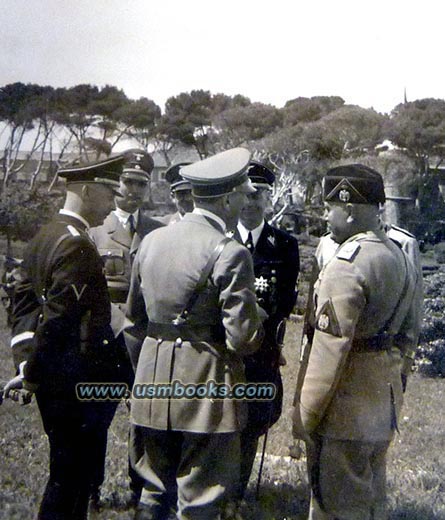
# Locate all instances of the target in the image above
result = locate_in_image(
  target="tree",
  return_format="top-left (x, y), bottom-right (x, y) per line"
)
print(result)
top-left (214, 102), bottom-right (283, 150)
top-left (0, 83), bottom-right (44, 187)
top-left (0, 180), bottom-right (62, 253)
top-left (387, 98), bottom-right (445, 172)
top-left (282, 96), bottom-right (345, 126)
top-left (118, 97), bottom-right (162, 152)
top-left (52, 84), bottom-right (100, 160)
top-left (159, 90), bottom-right (216, 158)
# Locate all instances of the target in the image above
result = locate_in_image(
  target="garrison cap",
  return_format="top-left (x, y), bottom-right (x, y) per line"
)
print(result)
top-left (165, 162), bottom-right (192, 192)
top-left (323, 164), bottom-right (386, 205)
top-left (246, 161), bottom-right (275, 189)
top-left (121, 148), bottom-right (154, 183)
top-left (57, 155), bottom-right (124, 195)
top-left (180, 148), bottom-right (256, 198)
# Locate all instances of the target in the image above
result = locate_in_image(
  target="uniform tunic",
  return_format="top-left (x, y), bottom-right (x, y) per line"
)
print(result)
top-left (10, 212), bottom-right (123, 520)
top-left (125, 211), bottom-right (263, 519)
top-left (300, 230), bottom-right (417, 519)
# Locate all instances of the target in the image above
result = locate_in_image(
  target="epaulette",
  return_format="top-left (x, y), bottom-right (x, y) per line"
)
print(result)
top-left (336, 241), bottom-right (361, 261)
top-left (67, 225), bottom-right (81, 237)
top-left (390, 225), bottom-right (415, 238)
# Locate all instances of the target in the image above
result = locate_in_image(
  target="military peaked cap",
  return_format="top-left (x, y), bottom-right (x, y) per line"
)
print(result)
top-left (181, 148), bottom-right (256, 198)
top-left (323, 164), bottom-right (386, 205)
top-left (246, 161), bottom-right (275, 188)
top-left (57, 155), bottom-right (124, 194)
top-left (121, 148), bottom-right (154, 182)
top-left (165, 162), bottom-right (192, 192)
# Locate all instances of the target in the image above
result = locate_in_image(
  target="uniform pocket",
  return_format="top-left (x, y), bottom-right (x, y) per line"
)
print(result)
top-left (98, 248), bottom-right (125, 276)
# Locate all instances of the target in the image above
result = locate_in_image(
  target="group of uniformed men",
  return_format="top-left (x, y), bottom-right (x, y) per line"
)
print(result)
top-left (3, 145), bottom-right (421, 520)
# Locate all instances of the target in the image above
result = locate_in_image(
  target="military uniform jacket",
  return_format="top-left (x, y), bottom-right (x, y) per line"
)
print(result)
top-left (10, 213), bottom-right (122, 396)
top-left (126, 212), bottom-right (263, 434)
top-left (90, 210), bottom-right (164, 302)
top-left (300, 231), bottom-right (417, 441)
top-left (235, 222), bottom-right (300, 428)
top-left (156, 211), bottom-right (182, 226)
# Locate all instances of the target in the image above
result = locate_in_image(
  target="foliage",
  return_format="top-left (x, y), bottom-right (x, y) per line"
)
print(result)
top-left (1, 308), bottom-right (445, 519)
top-left (0, 181), bottom-right (62, 252)
top-left (387, 99), bottom-right (445, 168)
top-left (415, 268), bottom-right (445, 376)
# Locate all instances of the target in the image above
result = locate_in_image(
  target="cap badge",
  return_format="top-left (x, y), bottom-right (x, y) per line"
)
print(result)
top-left (255, 276), bottom-right (269, 294)
top-left (318, 314), bottom-right (330, 330)
top-left (135, 164), bottom-right (141, 170)
top-left (339, 189), bottom-right (351, 202)
top-left (134, 153), bottom-right (144, 162)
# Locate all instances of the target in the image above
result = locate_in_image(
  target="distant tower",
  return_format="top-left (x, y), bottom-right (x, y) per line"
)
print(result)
top-left (404, 87), bottom-right (408, 104)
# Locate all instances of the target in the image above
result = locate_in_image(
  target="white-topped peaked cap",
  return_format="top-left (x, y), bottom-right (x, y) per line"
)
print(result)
top-left (180, 148), bottom-right (256, 198)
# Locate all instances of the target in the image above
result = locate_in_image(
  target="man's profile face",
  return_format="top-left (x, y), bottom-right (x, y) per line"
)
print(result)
top-left (87, 184), bottom-right (117, 227)
top-left (117, 178), bottom-right (150, 213)
top-left (240, 188), bottom-right (270, 230)
top-left (173, 189), bottom-right (194, 216)
top-left (324, 202), bottom-right (351, 244)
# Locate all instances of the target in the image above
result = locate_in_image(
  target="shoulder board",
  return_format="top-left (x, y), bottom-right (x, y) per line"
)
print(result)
top-left (390, 225), bottom-right (415, 238)
top-left (336, 241), bottom-right (361, 261)
top-left (66, 225), bottom-right (80, 237)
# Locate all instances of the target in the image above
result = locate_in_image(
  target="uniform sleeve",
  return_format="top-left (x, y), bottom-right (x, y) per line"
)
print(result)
top-left (213, 242), bottom-right (263, 356)
top-left (24, 237), bottom-right (112, 384)
top-left (300, 259), bottom-right (366, 432)
top-left (9, 279), bottom-right (41, 371)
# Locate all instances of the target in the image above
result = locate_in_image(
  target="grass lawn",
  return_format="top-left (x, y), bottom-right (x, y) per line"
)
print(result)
top-left (1, 301), bottom-right (445, 519)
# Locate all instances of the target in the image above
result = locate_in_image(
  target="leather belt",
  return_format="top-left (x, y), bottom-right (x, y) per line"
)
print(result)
top-left (147, 321), bottom-right (225, 342)
top-left (351, 333), bottom-right (394, 353)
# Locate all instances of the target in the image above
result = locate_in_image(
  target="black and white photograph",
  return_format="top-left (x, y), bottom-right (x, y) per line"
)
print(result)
top-left (0, 1), bottom-right (444, 518)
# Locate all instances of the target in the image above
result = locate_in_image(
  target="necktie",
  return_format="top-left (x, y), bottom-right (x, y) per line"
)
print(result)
top-left (245, 231), bottom-right (254, 252)
top-left (128, 214), bottom-right (136, 235)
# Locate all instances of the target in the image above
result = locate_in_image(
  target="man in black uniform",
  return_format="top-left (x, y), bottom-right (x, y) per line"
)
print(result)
top-left (234, 161), bottom-right (300, 497)
top-left (158, 162), bottom-right (194, 225)
top-left (4, 155), bottom-right (127, 520)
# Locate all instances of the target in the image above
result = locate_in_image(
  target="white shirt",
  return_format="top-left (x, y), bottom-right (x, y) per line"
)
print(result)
top-left (114, 207), bottom-right (139, 231)
top-left (237, 220), bottom-right (265, 248)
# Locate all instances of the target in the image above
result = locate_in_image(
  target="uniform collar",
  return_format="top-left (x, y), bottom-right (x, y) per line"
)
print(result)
top-left (193, 208), bottom-right (226, 233)
top-left (59, 209), bottom-right (90, 230)
top-left (237, 220), bottom-right (265, 247)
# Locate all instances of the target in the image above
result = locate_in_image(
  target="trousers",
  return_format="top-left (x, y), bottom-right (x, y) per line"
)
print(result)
top-left (36, 391), bottom-right (117, 520)
top-left (306, 435), bottom-right (390, 520)
top-left (133, 426), bottom-right (240, 520)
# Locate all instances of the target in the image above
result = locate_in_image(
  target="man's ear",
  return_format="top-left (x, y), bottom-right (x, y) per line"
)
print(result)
top-left (346, 203), bottom-right (355, 224)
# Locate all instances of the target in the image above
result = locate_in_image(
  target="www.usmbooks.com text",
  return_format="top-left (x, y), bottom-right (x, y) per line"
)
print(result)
top-left (76, 380), bottom-right (276, 401)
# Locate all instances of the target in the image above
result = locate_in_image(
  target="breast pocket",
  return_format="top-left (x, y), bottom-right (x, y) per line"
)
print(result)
top-left (98, 248), bottom-right (126, 276)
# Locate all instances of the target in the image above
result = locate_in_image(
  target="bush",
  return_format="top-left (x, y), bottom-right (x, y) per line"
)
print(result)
top-left (416, 268), bottom-right (445, 376)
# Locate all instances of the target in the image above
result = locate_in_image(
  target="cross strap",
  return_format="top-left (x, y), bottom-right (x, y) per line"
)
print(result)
top-left (172, 237), bottom-right (231, 325)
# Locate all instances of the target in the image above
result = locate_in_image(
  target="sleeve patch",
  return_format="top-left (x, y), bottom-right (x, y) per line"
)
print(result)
top-left (315, 299), bottom-right (342, 337)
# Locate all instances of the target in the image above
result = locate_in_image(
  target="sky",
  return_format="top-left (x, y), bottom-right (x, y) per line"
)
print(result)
top-left (1, 0), bottom-right (444, 115)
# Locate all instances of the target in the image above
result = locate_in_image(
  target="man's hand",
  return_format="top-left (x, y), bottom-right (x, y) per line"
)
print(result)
top-left (3, 375), bottom-right (34, 405)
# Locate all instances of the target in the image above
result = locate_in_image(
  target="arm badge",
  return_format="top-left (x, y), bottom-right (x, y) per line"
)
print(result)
top-left (315, 299), bottom-right (342, 337)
